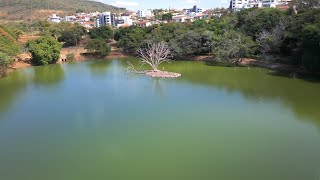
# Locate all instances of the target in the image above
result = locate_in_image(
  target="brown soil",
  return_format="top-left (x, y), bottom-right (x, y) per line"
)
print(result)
top-left (236, 58), bottom-right (258, 66)
top-left (59, 46), bottom-right (129, 63)
top-left (145, 70), bottom-right (181, 78)
top-left (31, 10), bottom-right (65, 21)
top-left (59, 46), bottom-right (87, 61)
top-left (185, 55), bottom-right (211, 61)
top-left (18, 34), bottom-right (40, 45)
top-left (10, 52), bottom-right (32, 69)
top-left (237, 58), bottom-right (303, 73)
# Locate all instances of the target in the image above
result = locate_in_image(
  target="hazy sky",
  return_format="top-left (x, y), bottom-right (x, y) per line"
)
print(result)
top-left (96, 0), bottom-right (229, 10)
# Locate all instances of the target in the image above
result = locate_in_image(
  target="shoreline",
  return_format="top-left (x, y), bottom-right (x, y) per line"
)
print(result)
top-left (9, 46), bottom-right (130, 71)
top-left (6, 51), bottom-right (319, 77)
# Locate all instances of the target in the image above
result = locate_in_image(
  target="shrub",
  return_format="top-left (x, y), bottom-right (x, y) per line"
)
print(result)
top-left (66, 52), bottom-right (75, 61)
top-left (27, 36), bottom-right (62, 65)
top-left (212, 31), bottom-right (257, 63)
top-left (0, 52), bottom-right (12, 76)
top-left (85, 39), bottom-right (111, 57)
top-left (89, 26), bottom-right (113, 40)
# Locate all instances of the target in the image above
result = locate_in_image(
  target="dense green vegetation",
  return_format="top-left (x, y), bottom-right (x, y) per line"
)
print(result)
top-left (0, 0), bottom-right (123, 20)
top-left (0, 25), bottom-right (21, 76)
top-left (57, 24), bottom-right (86, 47)
top-left (115, 7), bottom-right (320, 72)
top-left (84, 26), bottom-right (113, 57)
top-left (27, 36), bottom-right (62, 65)
top-left (162, 13), bottom-right (173, 21)
top-left (89, 26), bottom-right (113, 40)
top-left (0, 26), bottom-right (21, 56)
top-left (85, 39), bottom-right (111, 57)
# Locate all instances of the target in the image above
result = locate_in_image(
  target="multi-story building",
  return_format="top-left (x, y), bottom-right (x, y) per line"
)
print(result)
top-left (184, 5), bottom-right (205, 17)
top-left (137, 9), bottom-right (153, 18)
top-left (94, 13), bottom-right (134, 28)
top-left (95, 12), bottom-right (116, 27)
top-left (230, 0), bottom-right (251, 11)
top-left (115, 14), bottom-right (133, 28)
top-left (94, 18), bottom-right (101, 28)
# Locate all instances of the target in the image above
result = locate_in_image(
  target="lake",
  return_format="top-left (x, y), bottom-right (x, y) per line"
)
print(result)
top-left (0, 58), bottom-right (320, 180)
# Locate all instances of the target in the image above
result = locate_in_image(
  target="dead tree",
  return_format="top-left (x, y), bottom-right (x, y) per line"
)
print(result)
top-left (137, 41), bottom-right (171, 71)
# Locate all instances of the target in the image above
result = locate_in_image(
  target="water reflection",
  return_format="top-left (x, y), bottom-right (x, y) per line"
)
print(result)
top-left (32, 64), bottom-right (65, 87)
top-left (1, 59), bottom-right (320, 128)
top-left (151, 79), bottom-right (166, 97)
top-left (165, 61), bottom-right (320, 126)
top-left (88, 60), bottom-right (112, 77)
top-left (0, 71), bottom-right (28, 117)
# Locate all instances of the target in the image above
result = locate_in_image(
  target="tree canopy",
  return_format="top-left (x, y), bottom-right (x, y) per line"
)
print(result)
top-left (114, 7), bottom-right (320, 72)
top-left (27, 36), bottom-right (62, 65)
top-left (85, 39), bottom-right (111, 57)
top-left (89, 26), bottom-right (114, 40)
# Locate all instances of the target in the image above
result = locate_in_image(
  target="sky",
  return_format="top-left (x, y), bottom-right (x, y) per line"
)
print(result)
top-left (96, 0), bottom-right (230, 11)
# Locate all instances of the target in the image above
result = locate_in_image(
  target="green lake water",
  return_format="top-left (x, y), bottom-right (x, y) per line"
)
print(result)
top-left (0, 58), bottom-right (320, 180)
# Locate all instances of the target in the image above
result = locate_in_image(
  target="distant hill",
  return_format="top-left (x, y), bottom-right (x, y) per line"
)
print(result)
top-left (0, 0), bottom-right (125, 20)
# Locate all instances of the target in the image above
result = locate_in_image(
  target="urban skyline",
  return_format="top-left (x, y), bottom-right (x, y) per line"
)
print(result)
top-left (96, 0), bottom-right (230, 10)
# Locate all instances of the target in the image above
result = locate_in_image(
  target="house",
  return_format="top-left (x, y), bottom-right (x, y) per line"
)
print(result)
top-left (172, 15), bottom-right (192, 23)
top-left (48, 14), bottom-right (61, 23)
top-left (65, 16), bottom-right (77, 22)
top-left (137, 9), bottom-right (153, 18)
top-left (136, 21), bottom-right (152, 28)
top-left (194, 14), bottom-right (209, 20)
top-left (81, 22), bottom-right (94, 29)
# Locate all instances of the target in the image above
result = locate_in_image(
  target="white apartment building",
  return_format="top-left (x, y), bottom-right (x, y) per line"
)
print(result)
top-left (137, 9), bottom-right (153, 18)
top-left (115, 14), bottom-right (133, 28)
top-left (231, 0), bottom-right (251, 11)
top-left (95, 12), bottom-right (116, 27)
top-left (94, 18), bottom-right (100, 28)
top-left (119, 14), bottom-right (133, 25)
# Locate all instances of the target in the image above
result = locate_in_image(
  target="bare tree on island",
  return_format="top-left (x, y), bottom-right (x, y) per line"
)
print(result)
top-left (137, 41), bottom-right (171, 71)
top-left (127, 41), bottom-right (181, 78)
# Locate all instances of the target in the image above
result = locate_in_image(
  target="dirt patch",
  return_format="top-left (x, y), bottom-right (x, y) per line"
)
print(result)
top-left (29, 10), bottom-right (65, 21)
top-left (10, 52), bottom-right (32, 70)
top-left (237, 58), bottom-right (258, 66)
top-left (10, 60), bottom-right (32, 69)
top-left (145, 70), bottom-right (181, 78)
top-left (185, 55), bottom-right (211, 61)
top-left (0, 11), bottom-right (7, 17)
top-left (60, 45), bottom-right (130, 62)
top-left (60, 46), bottom-right (87, 61)
top-left (18, 34), bottom-right (40, 45)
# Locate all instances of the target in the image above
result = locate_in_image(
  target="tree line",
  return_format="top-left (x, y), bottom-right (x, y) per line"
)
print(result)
top-left (1, 1), bottom-right (319, 76)
top-left (114, 6), bottom-right (320, 72)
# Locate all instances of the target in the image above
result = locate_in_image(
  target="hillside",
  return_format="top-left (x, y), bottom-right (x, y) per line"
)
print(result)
top-left (0, 0), bottom-right (125, 20)
top-left (0, 25), bottom-right (20, 56)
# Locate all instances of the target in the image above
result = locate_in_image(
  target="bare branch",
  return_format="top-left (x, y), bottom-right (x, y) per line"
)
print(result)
top-left (137, 41), bottom-right (171, 71)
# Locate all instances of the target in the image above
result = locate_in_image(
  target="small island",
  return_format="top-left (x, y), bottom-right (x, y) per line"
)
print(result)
top-left (128, 41), bottom-right (182, 78)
